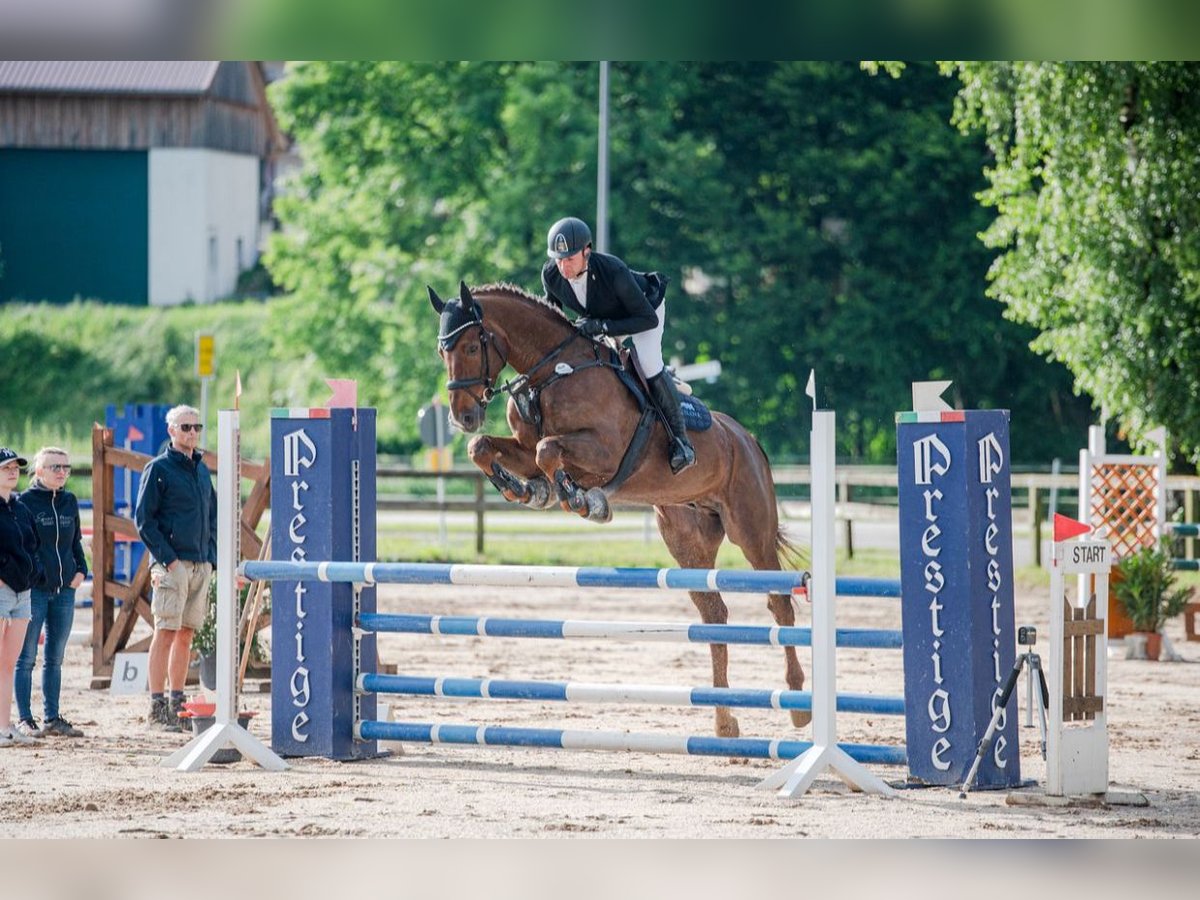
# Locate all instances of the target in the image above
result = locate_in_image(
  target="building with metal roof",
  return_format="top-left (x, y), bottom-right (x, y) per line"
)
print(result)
top-left (0, 61), bottom-right (286, 304)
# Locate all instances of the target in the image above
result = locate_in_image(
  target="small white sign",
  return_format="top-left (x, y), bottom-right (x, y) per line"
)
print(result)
top-left (1053, 541), bottom-right (1112, 574)
top-left (110, 652), bottom-right (149, 694)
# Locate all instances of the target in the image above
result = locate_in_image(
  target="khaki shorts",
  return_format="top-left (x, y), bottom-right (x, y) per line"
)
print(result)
top-left (150, 561), bottom-right (213, 631)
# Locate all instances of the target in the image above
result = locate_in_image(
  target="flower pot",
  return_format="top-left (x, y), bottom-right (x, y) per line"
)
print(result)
top-left (1143, 631), bottom-right (1163, 661)
top-left (188, 713), bottom-right (253, 764)
top-left (1107, 565), bottom-right (1135, 640)
top-left (199, 653), bottom-right (217, 691)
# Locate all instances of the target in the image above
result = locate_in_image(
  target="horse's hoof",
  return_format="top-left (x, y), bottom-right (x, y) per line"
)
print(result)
top-left (790, 709), bottom-right (812, 729)
top-left (527, 478), bottom-right (554, 509)
top-left (584, 488), bottom-right (611, 523)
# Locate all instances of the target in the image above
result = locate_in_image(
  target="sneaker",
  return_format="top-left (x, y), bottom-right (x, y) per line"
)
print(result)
top-left (167, 696), bottom-right (188, 732)
top-left (15, 718), bottom-right (44, 739)
top-left (41, 717), bottom-right (84, 738)
top-left (148, 697), bottom-right (174, 730)
top-left (4, 725), bottom-right (36, 745)
top-left (0, 730), bottom-right (14, 748)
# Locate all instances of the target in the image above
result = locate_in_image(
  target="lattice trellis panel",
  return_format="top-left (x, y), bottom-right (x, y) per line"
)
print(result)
top-left (1088, 462), bottom-right (1160, 559)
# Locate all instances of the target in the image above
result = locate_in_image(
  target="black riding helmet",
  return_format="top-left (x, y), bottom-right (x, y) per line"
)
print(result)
top-left (546, 216), bottom-right (592, 259)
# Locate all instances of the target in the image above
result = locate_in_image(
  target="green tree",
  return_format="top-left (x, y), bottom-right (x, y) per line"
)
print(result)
top-left (940, 62), bottom-right (1200, 465)
top-left (265, 61), bottom-right (1093, 461)
top-left (672, 62), bottom-right (1091, 459)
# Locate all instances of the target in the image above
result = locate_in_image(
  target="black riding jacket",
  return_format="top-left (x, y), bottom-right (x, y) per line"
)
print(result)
top-left (542, 251), bottom-right (664, 336)
top-left (19, 481), bottom-right (88, 591)
top-left (134, 446), bottom-right (218, 568)
top-left (0, 493), bottom-right (41, 593)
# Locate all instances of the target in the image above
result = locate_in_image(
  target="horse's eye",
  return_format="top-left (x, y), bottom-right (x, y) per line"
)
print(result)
top-left (467, 343), bottom-right (480, 355)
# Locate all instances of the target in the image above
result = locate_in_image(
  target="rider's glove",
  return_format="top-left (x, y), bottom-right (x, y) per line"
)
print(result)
top-left (576, 317), bottom-right (607, 337)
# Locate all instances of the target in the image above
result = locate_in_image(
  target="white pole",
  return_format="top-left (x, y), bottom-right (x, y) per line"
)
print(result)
top-left (758, 409), bottom-right (896, 798)
top-left (162, 408), bottom-right (287, 771)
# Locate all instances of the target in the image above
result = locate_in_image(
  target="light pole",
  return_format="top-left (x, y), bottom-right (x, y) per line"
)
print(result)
top-left (596, 61), bottom-right (610, 253)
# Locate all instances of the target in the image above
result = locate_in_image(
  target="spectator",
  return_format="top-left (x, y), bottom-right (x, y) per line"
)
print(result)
top-left (0, 447), bottom-right (39, 748)
top-left (15, 446), bottom-right (88, 738)
top-left (134, 406), bottom-right (216, 731)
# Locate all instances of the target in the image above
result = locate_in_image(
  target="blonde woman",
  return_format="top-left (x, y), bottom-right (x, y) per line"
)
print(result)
top-left (15, 447), bottom-right (88, 738)
top-left (0, 447), bottom-right (39, 747)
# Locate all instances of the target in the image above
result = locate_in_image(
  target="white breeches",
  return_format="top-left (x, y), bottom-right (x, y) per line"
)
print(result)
top-left (616, 301), bottom-right (667, 379)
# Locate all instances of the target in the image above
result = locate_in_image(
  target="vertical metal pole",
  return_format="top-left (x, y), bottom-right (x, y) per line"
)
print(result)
top-left (596, 61), bottom-right (610, 254)
top-left (434, 397), bottom-right (447, 546)
top-left (200, 378), bottom-right (210, 442)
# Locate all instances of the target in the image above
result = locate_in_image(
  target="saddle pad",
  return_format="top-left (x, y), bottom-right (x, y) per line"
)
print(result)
top-left (679, 394), bottom-right (714, 432)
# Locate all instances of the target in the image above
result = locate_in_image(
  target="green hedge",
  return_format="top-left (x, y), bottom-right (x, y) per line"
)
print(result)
top-left (0, 297), bottom-right (326, 460)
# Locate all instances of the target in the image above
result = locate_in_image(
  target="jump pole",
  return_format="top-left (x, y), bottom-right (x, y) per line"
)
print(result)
top-left (757, 408), bottom-right (897, 798)
top-left (162, 408), bottom-right (287, 771)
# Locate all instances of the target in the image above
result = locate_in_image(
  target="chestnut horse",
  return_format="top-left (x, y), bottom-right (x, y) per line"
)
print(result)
top-left (428, 281), bottom-right (808, 737)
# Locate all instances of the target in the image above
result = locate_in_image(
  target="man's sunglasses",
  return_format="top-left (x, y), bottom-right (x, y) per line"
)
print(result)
top-left (46, 464), bottom-right (72, 473)
top-left (177, 423), bottom-right (204, 433)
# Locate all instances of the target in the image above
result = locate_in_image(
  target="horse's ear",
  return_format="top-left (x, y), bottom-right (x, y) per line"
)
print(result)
top-left (427, 285), bottom-right (445, 314)
top-left (459, 280), bottom-right (483, 321)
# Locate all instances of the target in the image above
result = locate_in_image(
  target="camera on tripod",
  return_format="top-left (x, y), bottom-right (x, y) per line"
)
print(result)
top-left (959, 623), bottom-right (1049, 798)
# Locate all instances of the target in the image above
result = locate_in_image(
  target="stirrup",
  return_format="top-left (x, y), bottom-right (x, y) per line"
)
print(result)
top-left (669, 439), bottom-right (696, 475)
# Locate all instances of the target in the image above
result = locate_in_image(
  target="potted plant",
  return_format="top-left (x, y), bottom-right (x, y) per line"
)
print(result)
top-left (191, 578), bottom-right (268, 689)
top-left (1112, 539), bottom-right (1193, 659)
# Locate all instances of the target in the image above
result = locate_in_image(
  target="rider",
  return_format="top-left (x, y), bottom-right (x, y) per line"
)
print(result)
top-left (541, 216), bottom-right (696, 475)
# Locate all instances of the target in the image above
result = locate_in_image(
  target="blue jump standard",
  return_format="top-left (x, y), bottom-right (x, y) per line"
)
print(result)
top-left (358, 613), bottom-right (903, 650)
top-left (243, 561), bottom-right (902, 598)
top-left (360, 673), bottom-right (906, 715)
top-left (358, 720), bottom-right (908, 766)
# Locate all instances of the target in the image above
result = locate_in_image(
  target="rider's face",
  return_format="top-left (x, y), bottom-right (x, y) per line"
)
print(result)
top-left (555, 247), bottom-right (589, 279)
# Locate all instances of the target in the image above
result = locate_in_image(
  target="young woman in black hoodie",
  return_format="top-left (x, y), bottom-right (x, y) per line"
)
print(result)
top-left (0, 446), bottom-right (39, 747)
top-left (15, 446), bottom-right (88, 738)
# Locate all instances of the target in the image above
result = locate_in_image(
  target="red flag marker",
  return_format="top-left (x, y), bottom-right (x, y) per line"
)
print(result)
top-left (127, 425), bottom-right (144, 442)
top-left (1053, 513), bottom-right (1092, 542)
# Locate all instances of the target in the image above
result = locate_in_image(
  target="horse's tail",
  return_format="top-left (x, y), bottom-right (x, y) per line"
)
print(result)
top-left (747, 431), bottom-right (810, 571)
top-left (776, 528), bottom-right (809, 571)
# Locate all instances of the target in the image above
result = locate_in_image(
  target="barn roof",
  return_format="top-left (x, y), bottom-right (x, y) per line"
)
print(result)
top-left (0, 61), bottom-right (222, 95)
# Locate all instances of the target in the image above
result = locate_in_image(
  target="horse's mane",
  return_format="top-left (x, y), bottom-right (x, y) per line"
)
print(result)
top-left (471, 281), bottom-right (570, 323)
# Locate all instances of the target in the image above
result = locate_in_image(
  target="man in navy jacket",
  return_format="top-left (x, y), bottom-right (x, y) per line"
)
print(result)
top-left (134, 405), bottom-right (217, 731)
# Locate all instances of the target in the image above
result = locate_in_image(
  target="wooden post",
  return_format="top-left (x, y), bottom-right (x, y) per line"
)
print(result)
top-left (90, 425), bottom-right (113, 683)
top-left (474, 473), bottom-right (485, 555)
top-left (1186, 489), bottom-right (1196, 561)
top-left (1032, 487), bottom-right (1043, 568)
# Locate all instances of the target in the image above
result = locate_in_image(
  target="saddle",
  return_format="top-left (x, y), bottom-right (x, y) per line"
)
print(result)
top-left (610, 342), bottom-right (714, 433)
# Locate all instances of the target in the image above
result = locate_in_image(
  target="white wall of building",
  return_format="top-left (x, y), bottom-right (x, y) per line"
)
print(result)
top-left (148, 148), bottom-right (260, 305)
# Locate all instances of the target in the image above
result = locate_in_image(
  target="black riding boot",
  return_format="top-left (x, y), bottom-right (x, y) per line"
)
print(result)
top-left (648, 371), bottom-right (697, 475)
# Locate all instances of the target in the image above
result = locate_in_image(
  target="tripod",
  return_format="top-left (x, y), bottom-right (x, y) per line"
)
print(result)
top-left (959, 645), bottom-right (1049, 798)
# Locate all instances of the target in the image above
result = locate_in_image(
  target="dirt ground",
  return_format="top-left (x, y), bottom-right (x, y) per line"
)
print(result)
top-left (1, 574), bottom-right (1198, 839)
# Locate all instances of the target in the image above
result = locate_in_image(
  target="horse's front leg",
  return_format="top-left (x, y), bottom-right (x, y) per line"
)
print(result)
top-left (534, 432), bottom-right (613, 522)
top-left (467, 435), bottom-right (553, 509)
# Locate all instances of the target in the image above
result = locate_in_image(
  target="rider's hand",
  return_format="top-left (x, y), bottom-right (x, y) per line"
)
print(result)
top-left (576, 317), bottom-right (606, 337)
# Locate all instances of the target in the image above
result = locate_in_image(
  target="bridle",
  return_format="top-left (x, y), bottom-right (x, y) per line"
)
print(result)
top-left (439, 297), bottom-right (609, 418)
top-left (442, 323), bottom-right (507, 410)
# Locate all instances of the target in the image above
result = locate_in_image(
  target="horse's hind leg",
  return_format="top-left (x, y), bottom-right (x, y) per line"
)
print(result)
top-left (719, 477), bottom-right (810, 729)
top-left (656, 504), bottom-right (739, 738)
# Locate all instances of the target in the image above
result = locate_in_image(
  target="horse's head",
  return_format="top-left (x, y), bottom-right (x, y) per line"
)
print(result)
top-left (428, 281), bottom-right (505, 433)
